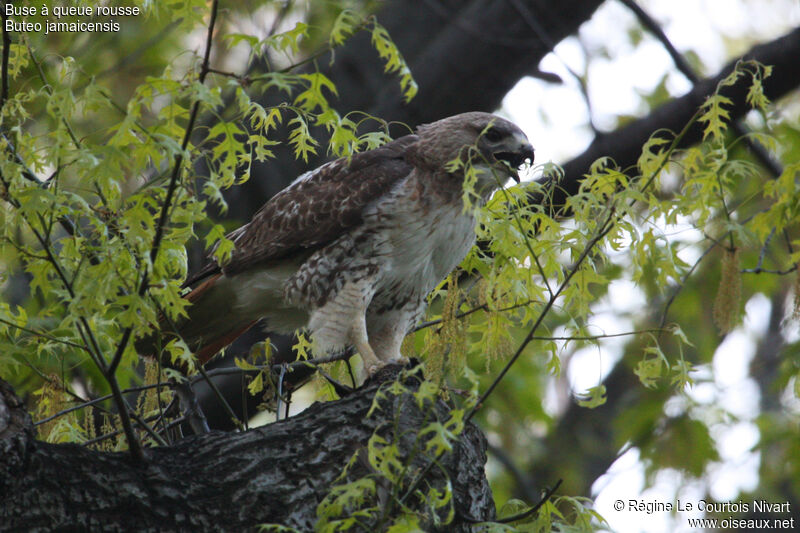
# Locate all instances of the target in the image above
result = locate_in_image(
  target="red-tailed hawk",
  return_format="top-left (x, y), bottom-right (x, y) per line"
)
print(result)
top-left (148, 112), bottom-right (534, 375)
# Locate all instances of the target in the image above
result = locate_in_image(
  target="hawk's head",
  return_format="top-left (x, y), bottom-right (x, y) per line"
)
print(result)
top-left (415, 112), bottom-right (535, 193)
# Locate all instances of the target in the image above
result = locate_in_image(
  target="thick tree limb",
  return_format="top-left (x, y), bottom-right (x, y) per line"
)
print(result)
top-left (539, 25), bottom-right (800, 214)
top-left (0, 373), bottom-right (493, 531)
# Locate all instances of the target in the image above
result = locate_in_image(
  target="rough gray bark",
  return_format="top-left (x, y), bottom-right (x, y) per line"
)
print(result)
top-left (0, 371), bottom-right (493, 532)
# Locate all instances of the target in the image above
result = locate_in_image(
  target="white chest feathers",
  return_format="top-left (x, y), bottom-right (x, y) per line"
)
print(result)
top-left (364, 183), bottom-right (477, 312)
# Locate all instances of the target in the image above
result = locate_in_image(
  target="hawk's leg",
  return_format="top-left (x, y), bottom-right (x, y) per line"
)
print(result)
top-left (307, 278), bottom-right (384, 377)
top-left (352, 313), bottom-right (382, 376)
top-left (369, 326), bottom-right (409, 368)
top-left (367, 305), bottom-right (418, 367)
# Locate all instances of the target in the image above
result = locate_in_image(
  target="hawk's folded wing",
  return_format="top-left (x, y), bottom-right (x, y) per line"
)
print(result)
top-left (185, 134), bottom-right (418, 286)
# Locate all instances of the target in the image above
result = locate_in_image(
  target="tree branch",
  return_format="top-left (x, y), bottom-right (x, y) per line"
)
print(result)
top-left (0, 10), bottom-right (9, 108)
top-left (109, 0), bottom-right (220, 377)
top-left (0, 374), bottom-right (494, 531)
top-left (539, 25), bottom-right (800, 215)
top-left (618, 0), bottom-right (782, 177)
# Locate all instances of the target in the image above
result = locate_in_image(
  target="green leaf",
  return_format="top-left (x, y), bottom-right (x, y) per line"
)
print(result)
top-left (294, 72), bottom-right (338, 113)
top-left (577, 385), bottom-right (607, 408)
top-left (699, 94), bottom-right (733, 141)
top-left (386, 516), bottom-right (423, 533)
top-left (206, 121), bottom-right (247, 176)
top-left (265, 22), bottom-right (308, 55)
top-left (370, 21), bottom-right (418, 103)
top-left (248, 371), bottom-right (264, 395)
top-left (330, 9), bottom-right (363, 46)
top-left (287, 114), bottom-right (318, 162)
top-left (203, 223), bottom-right (231, 260)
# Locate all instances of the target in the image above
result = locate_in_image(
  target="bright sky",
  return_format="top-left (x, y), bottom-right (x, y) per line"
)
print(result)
top-left (501, 1), bottom-right (800, 531)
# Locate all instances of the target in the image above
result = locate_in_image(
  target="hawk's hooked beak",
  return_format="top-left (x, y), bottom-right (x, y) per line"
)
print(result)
top-left (493, 133), bottom-right (534, 183)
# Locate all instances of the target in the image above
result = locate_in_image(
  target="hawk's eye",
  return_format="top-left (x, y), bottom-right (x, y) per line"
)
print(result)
top-left (484, 128), bottom-right (503, 142)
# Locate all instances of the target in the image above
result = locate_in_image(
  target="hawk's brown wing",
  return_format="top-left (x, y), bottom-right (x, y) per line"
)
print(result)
top-left (185, 134), bottom-right (417, 286)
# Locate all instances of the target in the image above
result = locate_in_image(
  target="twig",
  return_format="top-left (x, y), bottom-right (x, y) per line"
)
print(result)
top-left (467, 209), bottom-right (618, 424)
top-left (529, 328), bottom-right (669, 342)
top-left (749, 227), bottom-right (774, 271)
top-left (27, 45), bottom-right (83, 151)
top-left (23, 223), bottom-right (109, 376)
top-left (618, 0), bottom-right (782, 178)
top-left (105, 377), bottom-right (144, 459)
top-left (197, 364), bottom-right (245, 431)
top-left (0, 132), bottom-right (40, 185)
top-left (174, 380), bottom-right (210, 434)
top-left (267, 0), bottom-right (294, 39)
top-left (659, 203), bottom-right (785, 329)
top-left (16, 45), bottom-right (119, 262)
top-left (84, 413), bottom-right (187, 448)
top-left (656, 255), bottom-right (697, 326)
top-left (189, 351), bottom-right (353, 381)
top-left (274, 38), bottom-right (362, 75)
top-left (276, 364), bottom-right (287, 421)
top-left (345, 359), bottom-right (356, 389)
top-left (150, 0), bottom-right (219, 266)
top-left (33, 381), bottom-right (173, 426)
top-left (468, 104), bottom-right (699, 424)
top-left (0, 129), bottom-right (95, 261)
top-left (128, 408), bottom-right (169, 446)
top-left (0, 317), bottom-right (89, 351)
top-left (207, 67), bottom-right (245, 80)
top-left (783, 228), bottom-right (795, 256)
top-left (110, 0), bottom-right (220, 382)
top-left (742, 265), bottom-right (797, 275)
top-left (24, 45), bottom-right (162, 459)
top-left (506, 0), bottom-right (598, 133)
top-left (37, 387), bottom-right (175, 449)
top-left (155, 354), bottom-right (172, 444)
top-left (489, 163), bottom-right (555, 298)
top-left (0, 10), bottom-right (9, 107)
top-left (495, 479), bottom-right (563, 524)
top-left (415, 290), bottom-right (552, 333)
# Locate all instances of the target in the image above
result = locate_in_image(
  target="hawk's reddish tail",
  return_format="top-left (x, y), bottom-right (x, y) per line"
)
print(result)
top-left (136, 273), bottom-right (258, 371)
